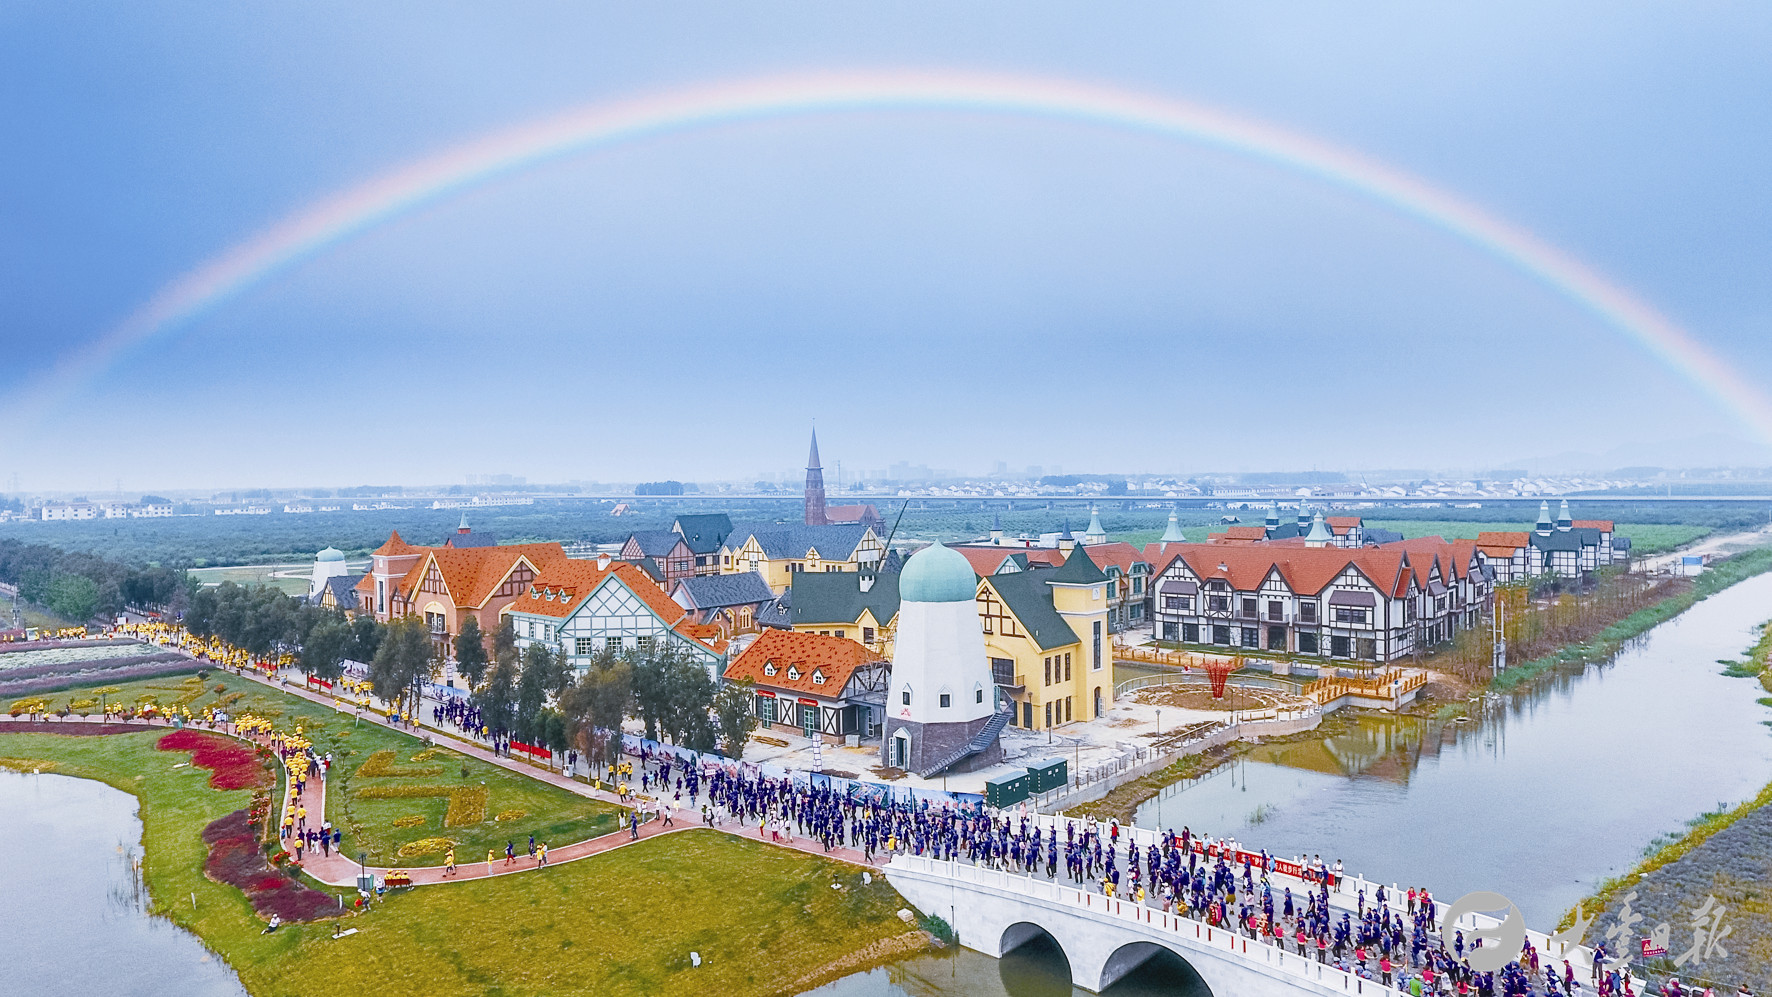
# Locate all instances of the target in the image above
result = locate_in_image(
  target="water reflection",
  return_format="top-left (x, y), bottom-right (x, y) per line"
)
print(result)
top-left (1133, 571), bottom-right (1772, 926)
top-left (804, 936), bottom-right (1212, 997)
top-left (0, 771), bottom-right (248, 997)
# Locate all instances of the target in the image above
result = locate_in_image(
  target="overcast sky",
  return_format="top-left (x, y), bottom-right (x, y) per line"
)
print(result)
top-left (3, 2), bottom-right (1769, 492)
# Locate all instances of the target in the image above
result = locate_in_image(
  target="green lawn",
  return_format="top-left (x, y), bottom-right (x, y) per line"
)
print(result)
top-left (187, 563), bottom-right (321, 596)
top-left (0, 730), bottom-right (916, 997)
top-left (27, 672), bottom-right (625, 866)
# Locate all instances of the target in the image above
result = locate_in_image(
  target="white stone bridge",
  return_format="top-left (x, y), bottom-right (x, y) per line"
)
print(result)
top-left (885, 824), bottom-right (1621, 995)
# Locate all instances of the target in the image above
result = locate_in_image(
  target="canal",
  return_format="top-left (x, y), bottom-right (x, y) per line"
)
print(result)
top-left (812, 571), bottom-right (1772, 994)
top-left (0, 770), bottom-right (249, 997)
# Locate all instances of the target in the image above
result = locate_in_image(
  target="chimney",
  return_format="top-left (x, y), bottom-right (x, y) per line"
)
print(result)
top-left (597, 553), bottom-right (612, 569)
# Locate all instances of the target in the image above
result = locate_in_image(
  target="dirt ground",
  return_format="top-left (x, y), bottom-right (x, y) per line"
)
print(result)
top-left (1132, 684), bottom-right (1311, 712)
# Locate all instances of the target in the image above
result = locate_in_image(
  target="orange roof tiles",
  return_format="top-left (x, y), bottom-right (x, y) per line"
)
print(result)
top-left (393, 542), bottom-right (570, 611)
top-left (951, 547), bottom-right (1016, 576)
top-left (1158, 543), bottom-right (1414, 598)
top-left (1208, 526), bottom-right (1269, 544)
top-left (1325, 516), bottom-right (1361, 536)
top-left (1475, 531), bottom-right (1531, 550)
top-left (372, 531), bottom-right (420, 557)
top-left (1573, 520), bottom-right (1615, 531)
top-left (506, 560), bottom-right (689, 626)
top-left (723, 629), bottom-right (884, 697)
top-left (1081, 542), bottom-right (1150, 574)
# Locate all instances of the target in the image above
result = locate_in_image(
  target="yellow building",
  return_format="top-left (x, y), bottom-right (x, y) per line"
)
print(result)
top-left (786, 570), bottom-right (901, 657)
top-left (976, 544), bottom-right (1113, 730)
top-left (720, 523), bottom-right (884, 595)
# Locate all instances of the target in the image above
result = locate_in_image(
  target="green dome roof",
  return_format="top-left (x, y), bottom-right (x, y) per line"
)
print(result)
top-left (899, 544), bottom-right (977, 603)
top-left (317, 547), bottom-right (345, 562)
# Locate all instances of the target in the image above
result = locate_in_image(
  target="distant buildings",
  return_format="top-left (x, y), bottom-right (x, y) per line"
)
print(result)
top-left (1475, 500), bottom-right (1627, 582)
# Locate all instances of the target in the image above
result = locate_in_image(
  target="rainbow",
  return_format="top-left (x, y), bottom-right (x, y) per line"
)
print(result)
top-left (12, 69), bottom-right (1771, 441)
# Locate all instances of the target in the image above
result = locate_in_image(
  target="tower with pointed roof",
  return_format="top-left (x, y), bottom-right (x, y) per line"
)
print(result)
top-left (803, 426), bottom-right (827, 526)
top-left (1534, 501), bottom-right (1554, 536)
top-left (1082, 505), bottom-right (1107, 546)
top-left (989, 513), bottom-right (1003, 543)
top-left (1158, 506), bottom-right (1186, 546)
top-left (1058, 519), bottom-right (1076, 554)
top-left (1555, 499), bottom-right (1573, 532)
top-left (1265, 502), bottom-right (1281, 532)
top-left (1304, 511), bottom-right (1334, 547)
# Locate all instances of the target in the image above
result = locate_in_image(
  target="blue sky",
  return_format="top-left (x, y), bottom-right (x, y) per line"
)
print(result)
top-left (2, 2), bottom-right (1769, 491)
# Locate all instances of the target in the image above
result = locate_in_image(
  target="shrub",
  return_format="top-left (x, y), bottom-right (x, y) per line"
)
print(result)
top-left (392, 815), bottom-right (427, 828)
top-left (199, 810), bottom-right (338, 923)
top-left (395, 837), bottom-right (455, 859)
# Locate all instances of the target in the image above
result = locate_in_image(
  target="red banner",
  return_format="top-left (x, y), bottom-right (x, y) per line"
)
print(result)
top-left (510, 740), bottom-right (550, 759)
top-left (306, 677), bottom-right (333, 691)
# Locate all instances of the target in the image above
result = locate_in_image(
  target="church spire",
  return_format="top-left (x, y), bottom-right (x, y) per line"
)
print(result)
top-left (803, 424), bottom-right (827, 526)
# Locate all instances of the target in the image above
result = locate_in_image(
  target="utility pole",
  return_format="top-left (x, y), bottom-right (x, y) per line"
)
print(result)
top-left (1491, 598), bottom-right (1506, 675)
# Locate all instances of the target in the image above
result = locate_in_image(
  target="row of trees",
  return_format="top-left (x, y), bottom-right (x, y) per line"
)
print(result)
top-left (177, 581), bottom-right (763, 765)
top-left (0, 537), bottom-right (194, 623)
top-left (185, 581), bottom-right (383, 682)
top-left (1431, 568), bottom-right (1678, 682)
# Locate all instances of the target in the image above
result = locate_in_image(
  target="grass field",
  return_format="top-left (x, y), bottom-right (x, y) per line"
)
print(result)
top-left (187, 563), bottom-right (325, 596)
top-left (0, 730), bottom-right (915, 997)
top-left (28, 673), bottom-right (625, 866)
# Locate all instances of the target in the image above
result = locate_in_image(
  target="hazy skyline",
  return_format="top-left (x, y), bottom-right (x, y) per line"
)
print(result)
top-left (4, 3), bottom-right (1770, 491)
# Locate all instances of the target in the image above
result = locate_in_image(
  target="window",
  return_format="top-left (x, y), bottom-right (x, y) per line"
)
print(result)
top-left (1044, 657), bottom-right (1052, 686)
top-left (1334, 607), bottom-right (1369, 625)
top-left (1163, 595), bottom-right (1184, 610)
top-left (575, 637), bottom-right (595, 656)
top-left (756, 695), bottom-right (776, 724)
top-left (425, 612), bottom-right (446, 634)
top-left (787, 666), bottom-right (800, 680)
top-left (1267, 626), bottom-right (1286, 651)
top-left (1183, 623), bottom-right (1200, 643)
top-left (1298, 632), bottom-right (1319, 654)
top-left (1107, 581), bottom-right (1117, 600)
top-left (939, 693), bottom-right (951, 708)
top-left (901, 690), bottom-right (911, 705)
top-left (1212, 624), bottom-right (1231, 645)
top-left (1241, 598), bottom-right (1257, 618)
top-left (635, 634), bottom-right (653, 650)
top-left (1241, 627), bottom-right (1259, 648)
top-left (1357, 638), bottom-right (1377, 660)
top-left (1331, 635), bottom-right (1351, 657)
top-left (1405, 601), bottom-right (1416, 623)
top-left (1268, 600), bottom-right (1283, 621)
top-left (1092, 622), bottom-right (1102, 670)
top-left (1045, 702), bottom-right (1052, 727)
top-left (1208, 595), bottom-right (1230, 612)
top-left (1064, 652), bottom-right (1071, 681)
top-left (1023, 702), bottom-right (1034, 728)
top-left (835, 629), bottom-right (845, 639)
top-left (1065, 696), bottom-right (1072, 721)
top-left (1299, 602), bottom-right (1317, 623)
top-left (1163, 622), bottom-right (1178, 641)
top-left (1132, 577), bottom-right (1144, 595)
top-left (763, 663), bottom-right (777, 676)
top-left (543, 625), bottom-right (553, 641)
top-left (812, 670), bottom-right (826, 685)
top-left (975, 687), bottom-right (984, 704)
top-left (1434, 596), bottom-right (1446, 613)
top-left (862, 626), bottom-right (875, 644)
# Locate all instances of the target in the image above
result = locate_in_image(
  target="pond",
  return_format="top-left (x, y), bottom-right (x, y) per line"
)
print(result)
top-left (0, 771), bottom-right (248, 997)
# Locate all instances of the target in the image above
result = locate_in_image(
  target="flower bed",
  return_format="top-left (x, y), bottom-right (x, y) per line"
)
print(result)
top-left (356, 783), bottom-right (489, 827)
top-left (202, 810), bottom-right (337, 922)
top-left (0, 656), bottom-right (200, 699)
top-left (354, 749), bottom-right (443, 779)
top-left (157, 729), bottom-right (271, 790)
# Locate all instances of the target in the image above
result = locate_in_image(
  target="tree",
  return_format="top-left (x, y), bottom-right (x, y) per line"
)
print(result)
top-left (541, 709), bottom-right (569, 767)
top-left (513, 642), bottom-right (556, 743)
top-left (475, 656), bottom-right (517, 737)
top-left (714, 677), bottom-right (759, 760)
top-left (349, 614), bottom-right (383, 664)
top-left (47, 573), bottom-right (99, 621)
top-left (299, 612), bottom-right (353, 683)
top-left (454, 616), bottom-right (489, 688)
top-left (559, 648), bottom-right (633, 767)
top-left (370, 616), bottom-right (434, 713)
top-left (492, 617), bottom-right (518, 671)
top-left (633, 647), bottom-right (717, 750)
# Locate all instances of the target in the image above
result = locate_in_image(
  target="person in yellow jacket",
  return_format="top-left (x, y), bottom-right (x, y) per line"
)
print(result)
top-left (443, 848), bottom-right (456, 877)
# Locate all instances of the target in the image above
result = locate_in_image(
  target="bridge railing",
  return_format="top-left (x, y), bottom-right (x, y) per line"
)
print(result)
top-left (961, 815), bottom-right (1636, 992)
top-left (894, 854), bottom-right (1386, 994)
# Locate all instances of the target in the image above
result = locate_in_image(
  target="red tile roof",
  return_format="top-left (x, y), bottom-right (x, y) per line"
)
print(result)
top-left (1209, 526), bottom-right (1270, 544)
top-left (1475, 531), bottom-right (1531, 550)
top-left (1325, 516), bottom-right (1362, 536)
top-left (723, 629), bottom-right (883, 697)
top-left (1157, 543), bottom-right (1414, 598)
top-left (1572, 520), bottom-right (1615, 531)
top-left (372, 531), bottom-right (420, 556)
top-left (506, 560), bottom-right (688, 626)
top-left (1081, 541), bottom-right (1150, 574)
top-left (394, 543), bottom-right (570, 610)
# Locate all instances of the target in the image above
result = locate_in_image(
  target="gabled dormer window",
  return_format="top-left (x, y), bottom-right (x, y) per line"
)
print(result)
top-left (812, 670), bottom-right (826, 685)
top-left (787, 665), bottom-right (801, 681)
top-left (763, 662), bottom-right (777, 677)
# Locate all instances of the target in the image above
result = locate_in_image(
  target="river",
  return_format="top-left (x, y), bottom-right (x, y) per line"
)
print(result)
top-left (812, 571), bottom-right (1772, 994)
top-left (0, 771), bottom-right (249, 997)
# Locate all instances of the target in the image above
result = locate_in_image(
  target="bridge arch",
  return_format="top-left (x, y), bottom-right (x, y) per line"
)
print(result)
top-left (998, 920), bottom-right (1073, 979)
top-left (1097, 939), bottom-right (1215, 993)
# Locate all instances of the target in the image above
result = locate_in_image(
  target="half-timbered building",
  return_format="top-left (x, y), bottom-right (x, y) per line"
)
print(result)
top-left (501, 558), bottom-right (724, 678)
top-left (724, 629), bottom-right (889, 743)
